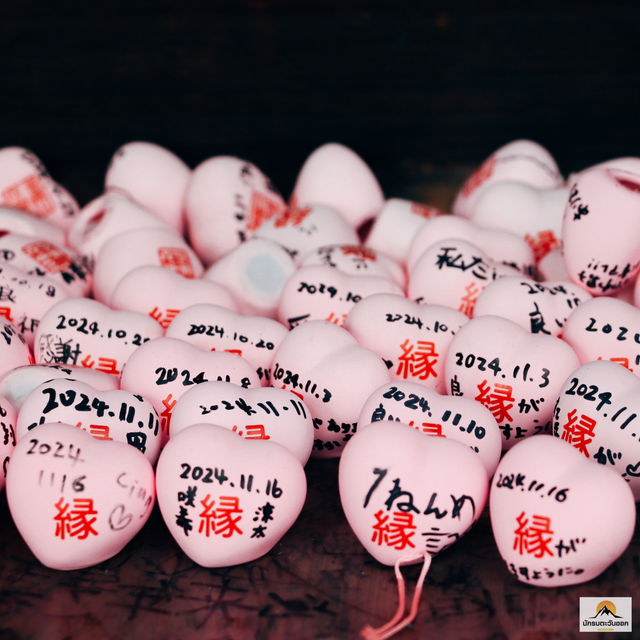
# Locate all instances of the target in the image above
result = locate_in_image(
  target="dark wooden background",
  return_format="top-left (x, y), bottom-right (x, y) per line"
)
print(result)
top-left (1, 3), bottom-right (640, 639)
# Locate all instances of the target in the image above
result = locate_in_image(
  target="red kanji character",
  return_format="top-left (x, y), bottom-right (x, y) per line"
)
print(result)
top-left (475, 380), bottom-right (515, 423)
top-left (421, 423), bottom-right (444, 437)
top-left (325, 312), bottom-right (346, 326)
top-left (21, 241), bottom-right (71, 274)
top-left (246, 190), bottom-right (284, 231)
top-left (198, 493), bottom-right (217, 537)
top-left (95, 357), bottom-right (120, 376)
top-left (409, 202), bottom-right (444, 219)
top-left (396, 339), bottom-right (439, 380)
top-left (0, 307), bottom-right (12, 321)
top-left (340, 245), bottom-right (377, 261)
top-left (214, 496), bottom-right (244, 538)
top-left (244, 424), bottom-right (270, 440)
top-left (225, 348), bottom-right (243, 356)
top-left (561, 409), bottom-right (596, 457)
top-left (157, 247), bottom-right (196, 278)
top-left (461, 156), bottom-right (497, 198)
top-left (459, 282), bottom-right (480, 317)
top-left (608, 356), bottom-right (632, 372)
top-left (149, 306), bottom-right (181, 329)
top-left (273, 206), bottom-right (311, 228)
top-left (371, 509), bottom-right (416, 550)
top-left (80, 354), bottom-right (95, 369)
top-left (524, 230), bottom-right (559, 262)
top-left (88, 424), bottom-right (112, 441)
top-left (53, 497), bottom-right (99, 540)
top-left (1, 174), bottom-right (55, 217)
top-left (160, 393), bottom-right (177, 436)
top-left (513, 511), bottom-right (554, 558)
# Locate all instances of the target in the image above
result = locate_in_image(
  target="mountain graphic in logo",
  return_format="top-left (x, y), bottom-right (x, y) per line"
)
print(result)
top-left (590, 601), bottom-right (623, 619)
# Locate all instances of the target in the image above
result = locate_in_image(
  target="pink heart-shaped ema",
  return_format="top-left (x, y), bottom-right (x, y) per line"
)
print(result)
top-left (278, 264), bottom-right (402, 330)
top-left (452, 139), bottom-right (562, 218)
top-left (344, 293), bottom-right (467, 393)
top-left (339, 420), bottom-right (488, 565)
top-left (0, 393), bottom-right (17, 491)
top-left (299, 244), bottom-right (406, 290)
top-left (0, 318), bottom-right (33, 378)
top-left (35, 298), bottom-right (163, 375)
top-left (364, 198), bottom-right (445, 266)
top-left (407, 215), bottom-right (535, 276)
top-left (0, 147), bottom-right (79, 230)
top-left (0, 232), bottom-right (92, 297)
top-left (110, 266), bottom-right (237, 329)
top-left (290, 142), bottom-right (384, 229)
top-left (254, 204), bottom-right (359, 261)
top-left (0, 363), bottom-right (118, 411)
top-left (469, 183), bottom-right (568, 262)
top-left (271, 320), bottom-right (390, 458)
top-left (16, 379), bottom-right (161, 463)
top-left (68, 191), bottom-right (170, 266)
top-left (105, 141), bottom-right (191, 233)
top-left (552, 360), bottom-right (640, 498)
top-left (445, 316), bottom-right (580, 450)
top-left (165, 303), bottom-right (288, 385)
top-left (0, 261), bottom-right (72, 345)
top-left (203, 238), bottom-right (296, 319)
top-left (185, 156), bottom-right (286, 265)
top-left (562, 168), bottom-right (640, 296)
top-left (169, 381), bottom-right (314, 464)
top-left (358, 381), bottom-right (501, 475)
top-left (6, 422), bottom-right (155, 570)
top-left (156, 423), bottom-right (306, 567)
top-left (0, 206), bottom-right (66, 245)
top-left (120, 337), bottom-right (260, 444)
top-left (408, 239), bottom-right (519, 317)
top-left (562, 297), bottom-right (640, 375)
top-left (92, 228), bottom-right (204, 304)
top-left (490, 435), bottom-right (635, 586)
top-left (473, 277), bottom-right (590, 337)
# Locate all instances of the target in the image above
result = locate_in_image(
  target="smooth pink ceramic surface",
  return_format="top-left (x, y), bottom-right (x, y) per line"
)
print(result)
top-left (185, 156), bottom-right (286, 264)
top-left (92, 227), bottom-right (204, 304)
top-left (0, 147), bottom-right (79, 230)
top-left (553, 360), bottom-right (640, 499)
top-left (35, 298), bottom-right (163, 375)
top-left (110, 265), bottom-right (237, 328)
top-left (271, 320), bottom-right (390, 458)
top-left (0, 393), bottom-right (17, 491)
top-left (537, 248), bottom-right (570, 282)
top-left (339, 420), bottom-right (489, 565)
top-left (69, 191), bottom-right (169, 266)
top-left (0, 318), bottom-right (33, 378)
top-left (299, 243), bottom-right (406, 289)
top-left (490, 435), bottom-right (635, 586)
top-left (344, 293), bottom-right (467, 393)
top-left (364, 198), bottom-right (445, 265)
top-left (0, 206), bottom-right (67, 245)
top-left (444, 315), bottom-right (580, 450)
top-left (408, 239), bottom-right (519, 316)
top-left (407, 215), bottom-right (535, 276)
top-left (452, 140), bottom-right (562, 219)
top-left (16, 378), bottom-right (161, 462)
top-left (203, 238), bottom-right (296, 319)
top-left (165, 303), bottom-right (288, 385)
top-left (169, 381), bottom-right (314, 464)
top-left (254, 204), bottom-right (359, 260)
top-left (156, 423), bottom-right (306, 567)
top-left (290, 143), bottom-right (384, 229)
top-left (277, 264), bottom-right (402, 330)
top-left (105, 141), bottom-right (191, 233)
top-left (562, 297), bottom-right (640, 375)
top-left (0, 363), bottom-right (119, 411)
top-left (472, 277), bottom-right (591, 337)
top-left (120, 337), bottom-right (260, 444)
top-left (358, 381), bottom-right (501, 475)
top-left (6, 422), bottom-right (155, 570)
top-left (562, 168), bottom-right (640, 296)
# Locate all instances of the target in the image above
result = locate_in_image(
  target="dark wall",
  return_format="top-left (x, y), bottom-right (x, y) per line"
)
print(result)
top-left (2, 1), bottom-right (639, 206)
